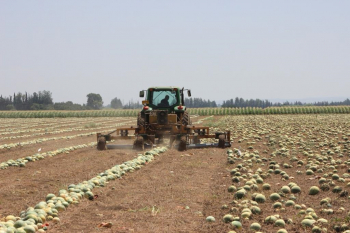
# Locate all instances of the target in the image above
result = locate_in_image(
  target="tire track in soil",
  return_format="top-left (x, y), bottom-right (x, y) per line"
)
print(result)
top-left (46, 147), bottom-right (230, 233)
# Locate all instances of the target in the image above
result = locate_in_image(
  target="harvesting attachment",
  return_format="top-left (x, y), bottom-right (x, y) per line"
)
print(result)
top-left (96, 86), bottom-right (231, 151)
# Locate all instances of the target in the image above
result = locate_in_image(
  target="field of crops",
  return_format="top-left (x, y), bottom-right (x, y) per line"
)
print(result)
top-left (1, 114), bottom-right (350, 232)
top-left (0, 106), bottom-right (350, 118)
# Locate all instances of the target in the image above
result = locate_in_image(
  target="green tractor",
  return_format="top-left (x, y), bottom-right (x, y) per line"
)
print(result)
top-left (97, 86), bottom-right (231, 151)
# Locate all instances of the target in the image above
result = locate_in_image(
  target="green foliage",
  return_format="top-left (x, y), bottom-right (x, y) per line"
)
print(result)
top-left (110, 97), bottom-right (123, 109)
top-left (185, 98), bottom-right (217, 107)
top-left (0, 90), bottom-right (53, 110)
top-left (86, 93), bottom-right (103, 110)
top-left (54, 101), bottom-right (86, 110)
top-left (0, 106), bottom-right (350, 118)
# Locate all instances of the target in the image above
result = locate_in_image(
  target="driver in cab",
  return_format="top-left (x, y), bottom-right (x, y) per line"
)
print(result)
top-left (159, 95), bottom-right (170, 107)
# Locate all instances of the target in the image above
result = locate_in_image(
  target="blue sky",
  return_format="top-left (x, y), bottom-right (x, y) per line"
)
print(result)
top-left (1, 1), bottom-right (349, 104)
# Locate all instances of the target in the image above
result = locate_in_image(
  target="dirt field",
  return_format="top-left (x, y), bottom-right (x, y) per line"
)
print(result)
top-left (1, 115), bottom-right (350, 233)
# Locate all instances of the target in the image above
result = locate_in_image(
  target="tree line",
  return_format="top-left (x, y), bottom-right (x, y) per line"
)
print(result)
top-left (221, 97), bottom-right (350, 108)
top-left (0, 91), bottom-right (54, 110)
top-left (222, 98), bottom-right (273, 108)
top-left (0, 91), bottom-right (143, 111)
top-left (184, 98), bottom-right (217, 108)
top-left (108, 97), bottom-right (143, 109)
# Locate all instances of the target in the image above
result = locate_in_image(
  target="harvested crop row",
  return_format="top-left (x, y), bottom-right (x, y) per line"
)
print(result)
top-left (0, 117), bottom-right (131, 135)
top-left (0, 118), bottom-right (99, 131)
top-left (0, 142), bottom-right (97, 169)
top-left (0, 119), bottom-right (134, 141)
top-left (0, 120), bottom-right (135, 150)
top-left (0, 147), bottom-right (167, 233)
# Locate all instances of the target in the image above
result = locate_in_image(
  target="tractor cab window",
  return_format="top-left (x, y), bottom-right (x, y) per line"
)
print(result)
top-left (151, 90), bottom-right (178, 107)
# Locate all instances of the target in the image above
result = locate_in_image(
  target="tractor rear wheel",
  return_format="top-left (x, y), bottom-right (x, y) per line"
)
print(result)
top-left (181, 112), bottom-right (191, 126)
top-left (178, 136), bottom-right (187, 151)
top-left (137, 112), bottom-right (145, 128)
top-left (218, 135), bottom-right (225, 148)
top-left (97, 137), bottom-right (106, 150)
top-left (133, 136), bottom-right (144, 150)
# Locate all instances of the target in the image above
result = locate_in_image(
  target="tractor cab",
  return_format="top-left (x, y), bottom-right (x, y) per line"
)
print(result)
top-left (139, 87), bottom-right (191, 113)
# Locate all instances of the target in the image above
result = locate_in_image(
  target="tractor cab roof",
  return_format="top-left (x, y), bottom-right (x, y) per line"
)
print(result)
top-left (147, 86), bottom-right (181, 90)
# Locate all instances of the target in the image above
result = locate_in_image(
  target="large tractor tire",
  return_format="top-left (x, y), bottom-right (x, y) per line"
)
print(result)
top-left (181, 112), bottom-right (191, 126)
top-left (97, 137), bottom-right (106, 150)
top-left (137, 112), bottom-right (145, 128)
top-left (178, 136), bottom-right (187, 151)
top-left (133, 136), bottom-right (144, 151)
top-left (218, 135), bottom-right (225, 149)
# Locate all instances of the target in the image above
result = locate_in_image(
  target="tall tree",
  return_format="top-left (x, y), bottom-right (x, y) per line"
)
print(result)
top-left (110, 97), bottom-right (123, 109)
top-left (38, 90), bottom-right (53, 105)
top-left (87, 93), bottom-right (103, 109)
